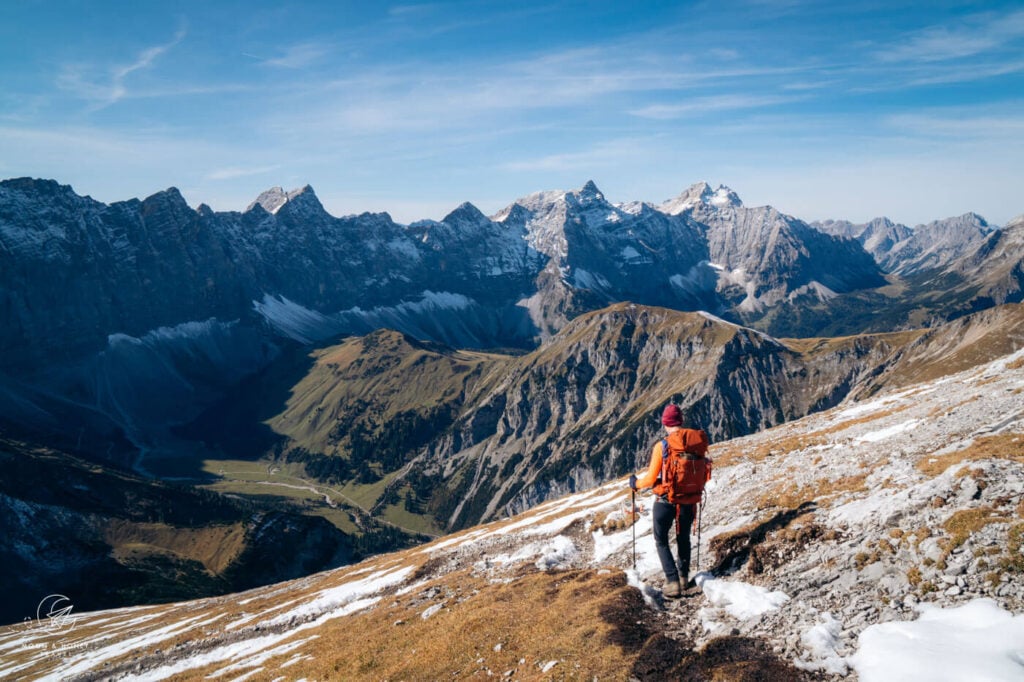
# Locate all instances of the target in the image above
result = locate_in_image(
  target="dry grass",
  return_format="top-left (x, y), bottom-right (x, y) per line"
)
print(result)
top-left (942, 506), bottom-right (1012, 553)
top-left (917, 433), bottom-right (1024, 477)
top-left (264, 568), bottom-right (646, 681)
top-left (907, 566), bottom-right (922, 587)
top-left (1001, 523), bottom-right (1024, 575)
top-left (103, 520), bottom-right (247, 574)
top-left (1006, 356), bottom-right (1024, 370)
top-left (714, 406), bottom-right (911, 468)
top-left (755, 473), bottom-right (868, 511)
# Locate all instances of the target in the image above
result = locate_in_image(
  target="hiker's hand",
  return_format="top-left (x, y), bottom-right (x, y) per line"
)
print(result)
top-left (629, 474), bottom-right (637, 491)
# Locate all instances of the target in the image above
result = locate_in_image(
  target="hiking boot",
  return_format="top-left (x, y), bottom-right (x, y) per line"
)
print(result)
top-left (663, 580), bottom-right (682, 599)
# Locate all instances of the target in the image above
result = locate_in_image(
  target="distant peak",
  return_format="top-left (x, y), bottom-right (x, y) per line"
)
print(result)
top-left (660, 181), bottom-right (742, 215)
top-left (580, 180), bottom-right (602, 197)
top-left (248, 187), bottom-right (287, 214)
top-left (247, 184), bottom-right (323, 216)
top-left (142, 187), bottom-right (190, 210)
top-left (442, 201), bottom-right (488, 226)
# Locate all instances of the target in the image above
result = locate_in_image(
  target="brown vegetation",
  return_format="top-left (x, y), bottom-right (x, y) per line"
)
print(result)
top-left (104, 520), bottom-right (247, 574)
top-left (916, 433), bottom-right (1024, 477)
top-left (755, 473), bottom-right (869, 511)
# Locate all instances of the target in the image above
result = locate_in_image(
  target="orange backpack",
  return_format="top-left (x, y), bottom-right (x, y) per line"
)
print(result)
top-left (660, 429), bottom-right (712, 505)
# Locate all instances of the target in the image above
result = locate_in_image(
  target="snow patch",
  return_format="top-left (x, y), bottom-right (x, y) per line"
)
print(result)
top-left (849, 599), bottom-right (1024, 682)
top-left (696, 574), bottom-right (790, 620)
top-left (532, 535), bottom-right (579, 570)
top-left (856, 419), bottom-right (920, 443)
top-left (421, 603), bottom-right (445, 620)
top-left (258, 565), bottom-right (412, 628)
top-left (795, 612), bottom-right (847, 675)
top-left (253, 295), bottom-right (334, 344)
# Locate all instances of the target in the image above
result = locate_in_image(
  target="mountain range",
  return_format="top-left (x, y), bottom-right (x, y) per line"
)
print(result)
top-left (1, 175), bottom-right (1023, 624)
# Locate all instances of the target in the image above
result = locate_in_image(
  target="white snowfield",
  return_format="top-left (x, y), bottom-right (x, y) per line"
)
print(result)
top-left (1, 349), bottom-right (1023, 680)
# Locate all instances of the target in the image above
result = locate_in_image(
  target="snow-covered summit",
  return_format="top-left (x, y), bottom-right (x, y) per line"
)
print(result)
top-left (246, 184), bottom-right (322, 215)
top-left (659, 181), bottom-right (743, 215)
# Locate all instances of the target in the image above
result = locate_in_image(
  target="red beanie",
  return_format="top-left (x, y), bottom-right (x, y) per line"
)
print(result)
top-left (661, 404), bottom-right (683, 427)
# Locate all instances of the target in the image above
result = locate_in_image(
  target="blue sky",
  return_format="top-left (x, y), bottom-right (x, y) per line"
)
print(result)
top-left (2, 1), bottom-right (1022, 225)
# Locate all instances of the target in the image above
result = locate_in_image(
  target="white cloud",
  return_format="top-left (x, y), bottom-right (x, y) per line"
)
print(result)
top-left (884, 109), bottom-right (1024, 139)
top-left (263, 43), bottom-right (332, 69)
top-left (877, 9), bottom-right (1024, 63)
top-left (630, 94), bottom-right (802, 119)
top-left (205, 165), bottom-right (280, 181)
top-left (500, 138), bottom-right (659, 173)
top-left (57, 27), bottom-right (187, 108)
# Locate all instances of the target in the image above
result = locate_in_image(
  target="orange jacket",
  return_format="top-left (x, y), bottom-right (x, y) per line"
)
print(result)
top-left (634, 437), bottom-right (667, 492)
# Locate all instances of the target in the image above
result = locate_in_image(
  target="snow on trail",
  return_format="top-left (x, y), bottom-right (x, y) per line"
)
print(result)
top-left (696, 574), bottom-right (790, 620)
top-left (795, 612), bottom-right (847, 676)
top-left (856, 419), bottom-right (920, 443)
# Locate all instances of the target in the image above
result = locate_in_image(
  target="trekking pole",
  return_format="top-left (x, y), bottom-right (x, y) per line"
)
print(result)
top-left (696, 490), bottom-right (704, 573)
top-left (631, 487), bottom-right (637, 570)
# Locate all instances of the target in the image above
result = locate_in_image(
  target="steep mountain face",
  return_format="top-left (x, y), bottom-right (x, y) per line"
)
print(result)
top-left (0, 178), bottom-right (542, 379)
top-left (813, 216), bottom-right (914, 263)
top-left (943, 221), bottom-right (1024, 307)
top-left (4, 344), bottom-right (1021, 681)
top-left (661, 182), bottom-right (887, 318)
top-left (404, 304), bottom-right (913, 529)
top-left (492, 180), bottom-right (716, 336)
top-left (814, 213), bottom-right (992, 277)
top-left (881, 212), bottom-right (992, 275)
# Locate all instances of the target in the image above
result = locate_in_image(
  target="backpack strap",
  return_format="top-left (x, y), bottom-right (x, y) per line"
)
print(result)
top-left (660, 438), bottom-right (669, 486)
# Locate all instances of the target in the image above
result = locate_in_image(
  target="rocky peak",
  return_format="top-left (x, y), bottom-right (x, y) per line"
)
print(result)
top-left (0, 177), bottom-right (76, 199)
top-left (660, 181), bottom-right (742, 215)
top-left (247, 186), bottom-right (288, 214)
top-left (140, 187), bottom-right (191, 214)
top-left (492, 202), bottom-right (532, 227)
top-left (246, 185), bottom-right (326, 218)
top-left (577, 180), bottom-right (604, 202)
top-left (441, 201), bottom-right (490, 229)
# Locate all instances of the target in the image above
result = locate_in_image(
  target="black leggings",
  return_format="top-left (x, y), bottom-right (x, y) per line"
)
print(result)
top-left (653, 498), bottom-right (696, 583)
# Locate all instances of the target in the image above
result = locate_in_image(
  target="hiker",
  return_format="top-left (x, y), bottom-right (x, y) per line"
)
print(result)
top-left (629, 404), bottom-right (710, 598)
